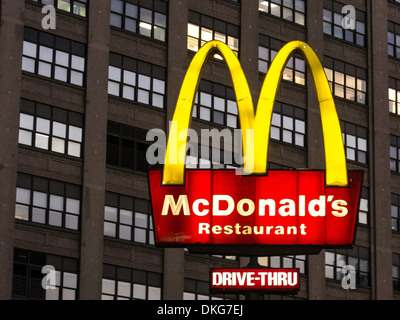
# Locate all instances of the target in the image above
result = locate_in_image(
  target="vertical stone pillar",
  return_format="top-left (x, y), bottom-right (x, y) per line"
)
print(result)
top-left (162, 0), bottom-right (189, 300)
top-left (369, 0), bottom-right (392, 300)
top-left (0, 0), bottom-right (25, 300)
top-left (305, 0), bottom-right (327, 300)
top-left (78, 0), bottom-right (111, 300)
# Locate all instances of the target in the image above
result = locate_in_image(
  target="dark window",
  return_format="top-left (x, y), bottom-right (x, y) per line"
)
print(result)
top-left (12, 248), bottom-right (79, 300)
top-left (390, 135), bottom-right (400, 173)
top-left (106, 121), bottom-right (150, 172)
top-left (391, 194), bottom-right (400, 233)
top-left (388, 21), bottom-right (400, 59)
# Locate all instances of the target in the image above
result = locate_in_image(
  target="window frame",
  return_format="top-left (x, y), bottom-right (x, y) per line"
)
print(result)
top-left (22, 27), bottom-right (87, 87)
top-left (258, 0), bottom-right (306, 27)
top-left (18, 99), bottom-right (83, 158)
top-left (110, 0), bottom-right (168, 43)
top-left (15, 173), bottom-right (82, 231)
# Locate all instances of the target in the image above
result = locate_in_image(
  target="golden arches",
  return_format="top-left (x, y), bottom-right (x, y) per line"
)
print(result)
top-left (162, 40), bottom-right (348, 187)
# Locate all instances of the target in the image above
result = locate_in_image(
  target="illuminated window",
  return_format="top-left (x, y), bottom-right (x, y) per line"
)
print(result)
top-left (22, 27), bottom-right (86, 87)
top-left (15, 173), bottom-right (81, 231)
top-left (388, 21), bottom-right (400, 59)
top-left (104, 192), bottom-right (154, 245)
top-left (391, 194), bottom-right (400, 233)
top-left (108, 52), bottom-right (166, 109)
top-left (358, 188), bottom-right (369, 225)
top-left (187, 11), bottom-right (239, 56)
top-left (325, 247), bottom-right (370, 287)
top-left (389, 77), bottom-right (400, 115)
top-left (184, 278), bottom-right (238, 300)
top-left (324, 57), bottom-right (367, 105)
top-left (192, 79), bottom-right (238, 128)
top-left (110, 0), bottom-right (167, 42)
top-left (102, 265), bottom-right (162, 300)
top-left (394, 253), bottom-right (400, 293)
top-left (323, 0), bottom-right (366, 47)
top-left (18, 99), bottom-right (83, 158)
top-left (258, 0), bottom-right (306, 26)
top-left (29, 0), bottom-right (87, 17)
top-left (259, 34), bottom-right (306, 86)
top-left (270, 102), bottom-right (306, 148)
top-left (13, 249), bottom-right (79, 300)
top-left (340, 121), bottom-right (368, 165)
top-left (106, 121), bottom-right (149, 172)
top-left (390, 135), bottom-right (400, 173)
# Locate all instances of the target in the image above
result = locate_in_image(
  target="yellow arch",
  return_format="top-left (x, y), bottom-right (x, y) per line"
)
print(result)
top-left (255, 41), bottom-right (348, 186)
top-left (162, 41), bottom-right (255, 185)
top-left (162, 40), bottom-right (348, 187)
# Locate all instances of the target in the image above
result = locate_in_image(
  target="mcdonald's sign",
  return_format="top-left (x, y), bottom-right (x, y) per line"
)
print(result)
top-left (148, 40), bottom-right (363, 256)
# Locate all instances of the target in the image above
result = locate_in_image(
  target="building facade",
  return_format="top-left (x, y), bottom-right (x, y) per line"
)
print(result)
top-left (0, 0), bottom-right (399, 300)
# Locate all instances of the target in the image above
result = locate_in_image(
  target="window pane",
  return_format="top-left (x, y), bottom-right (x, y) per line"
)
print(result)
top-left (15, 204), bottom-right (29, 220)
top-left (66, 198), bottom-right (80, 214)
top-left (50, 195), bottom-right (64, 211)
top-left (135, 212), bottom-right (147, 228)
top-left (120, 209), bottom-right (133, 225)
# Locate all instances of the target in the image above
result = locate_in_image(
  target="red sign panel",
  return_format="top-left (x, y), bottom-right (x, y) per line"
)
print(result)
top-left (148, 170), bottom-right (363, 251)
top-left (210, 269), bottom-right (300, 292)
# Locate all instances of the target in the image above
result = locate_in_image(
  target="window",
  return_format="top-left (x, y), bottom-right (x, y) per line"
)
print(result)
top-left (268, 255), bottom-right (307, 274)
top-left (391, 194), bottom-right (400, 233)
top-left (106, 121), bottom-right (149, 172)
top-left (323, 0), bottom-right (366, 47)
top-left (15, 173), bottom-right (81, 230)
top-left (12, 249), bottom-right (79, 300)
top-left (102, 264), bottom-right (162, 300)
top-left (18, 99), bottom-right (83, 158)
top-left (185, 143), bottom-right (240, 170)
top-left (22, 27), bottom-right (86, 87)
top-left (258, 0), bottom-right (306, 26)
top-left (324, 57), bottom-right (367, 105)
top-left (358, 188), bottom-right (369, 225)
top-left (29, 0), bottom-right (88, 17)
top-left (394, 253), bottom-right (400, 293)
top-left (325, 247), bottom-right (370, 287)
top-left (388, 21), bottom-right (400, 59)
top-left (110, 0), bottom-right (167, 42)
top-left (259, 34), bottom-right (306, 86)
top-left (390, 135), bottom-right (400, 173)
top-left (108, 52), bottom-right (166, 109)
top-left (340, 121), bottom-right (368, 165)
top-left (184, 278), bottom-right (238, 300)
top-left (104, 192), bottom-right (154, 244)
top-left (389, 78), bottom-right (400, 115)
top-left (192, 79), bottom-right (238, 128)
top-left (270, 102), bottom-right (306, 147)
top-left (187, 11), bottom-right (240, 56)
